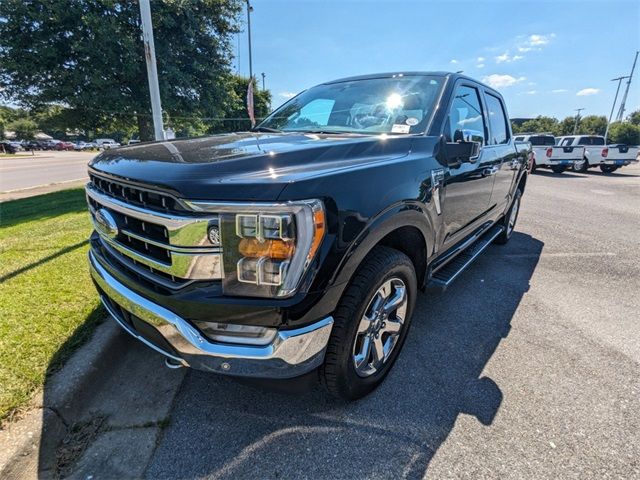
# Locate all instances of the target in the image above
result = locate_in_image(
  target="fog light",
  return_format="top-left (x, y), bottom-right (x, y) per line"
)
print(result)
top-left (198, 322), bottom-right (277, 346)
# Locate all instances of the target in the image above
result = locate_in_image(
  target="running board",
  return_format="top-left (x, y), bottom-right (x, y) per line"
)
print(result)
top-left (428, 225), bottom-right (504, 290)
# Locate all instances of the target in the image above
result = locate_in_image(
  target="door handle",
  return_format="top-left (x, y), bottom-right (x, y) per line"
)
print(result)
top-left (483, 166), bottom-right (499, 176)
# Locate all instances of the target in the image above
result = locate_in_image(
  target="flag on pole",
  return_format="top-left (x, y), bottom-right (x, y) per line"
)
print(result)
top-left (247, 79), bottom-right (256, 128)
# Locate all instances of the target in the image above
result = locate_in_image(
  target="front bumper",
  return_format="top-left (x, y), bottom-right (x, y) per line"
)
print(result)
top-left (89, 251), bottom-right (334, 379)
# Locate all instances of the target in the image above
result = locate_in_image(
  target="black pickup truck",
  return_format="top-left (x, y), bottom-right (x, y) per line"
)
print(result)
top-left (87, 72), bottom-right (529, 400)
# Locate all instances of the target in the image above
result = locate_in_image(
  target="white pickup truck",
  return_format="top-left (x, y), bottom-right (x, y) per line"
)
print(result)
top-left (557, 135), bottom-right (639, 173)
top-left (513, 134), bottom-right (585, 173)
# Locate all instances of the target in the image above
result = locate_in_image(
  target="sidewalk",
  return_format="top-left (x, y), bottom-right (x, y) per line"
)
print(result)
top-left (0, 320), bottom-right (185, 479)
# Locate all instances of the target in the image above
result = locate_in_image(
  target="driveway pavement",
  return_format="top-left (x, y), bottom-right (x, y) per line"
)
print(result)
top-left (13, 163), bottom-right (639, 479)
top-left (146, 165), bottom-right (640, 479)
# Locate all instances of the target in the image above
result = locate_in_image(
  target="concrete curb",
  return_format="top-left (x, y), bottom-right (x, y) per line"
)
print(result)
top-left (0, 319), bottom-right (130, 478)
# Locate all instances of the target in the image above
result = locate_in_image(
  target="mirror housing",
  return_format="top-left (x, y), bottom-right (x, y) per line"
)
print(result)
top-left (445, 130), bottom-right (481, 167)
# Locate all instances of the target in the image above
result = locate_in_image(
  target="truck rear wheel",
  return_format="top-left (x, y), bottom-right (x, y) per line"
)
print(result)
top-left (600, 165), bottom-right (618, 174)
top-left (551, 165), bottom-right (566, 174)
top-left (320, 246), bottom-right (416, 400)
top-left (494, 188), bottom-right (522, 245)
top-left (574, 159), bottom-right (588, 173)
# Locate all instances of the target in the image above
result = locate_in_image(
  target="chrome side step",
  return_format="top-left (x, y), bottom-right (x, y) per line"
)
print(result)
top-left (428, 225), bottom-right (504, 290)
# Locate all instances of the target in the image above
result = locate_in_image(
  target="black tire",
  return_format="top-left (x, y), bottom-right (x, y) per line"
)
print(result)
top-left (574, 158), bottom-right (589, 173)
top-left (320, 246), bottom-right (417, 400)
top-left (495, 188), bottom-right (522, 245)
top-left (551, 165), bottom-right (567, 174)
top-left (599, 165), bottom-right (618, 174)
top-left (530, 159), bottom-right (537, 174)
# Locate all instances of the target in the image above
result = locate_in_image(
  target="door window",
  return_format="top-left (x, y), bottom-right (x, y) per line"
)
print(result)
top-left (446, 85), bottom-right (486, 145)
top-left (485, 93), bottom-right (510, 145)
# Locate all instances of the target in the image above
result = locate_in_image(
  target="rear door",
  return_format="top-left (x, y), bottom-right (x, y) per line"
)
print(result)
top-left (441, 82), bottom-right (496, 248)
top-left (483, 90), bottom-right (518, 214)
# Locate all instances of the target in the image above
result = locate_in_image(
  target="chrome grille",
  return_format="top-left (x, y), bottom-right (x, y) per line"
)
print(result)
top-left (86, 182), bottom-right (223, 287)
top-left (89, 173), bottom-right (188, 213)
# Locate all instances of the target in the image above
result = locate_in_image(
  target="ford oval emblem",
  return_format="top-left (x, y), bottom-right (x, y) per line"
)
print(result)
top-left (95, 208), bottom-right (119, 239)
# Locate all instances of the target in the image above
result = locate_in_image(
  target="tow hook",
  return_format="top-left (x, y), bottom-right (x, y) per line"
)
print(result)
top-left (164, 358), bottom-right (184, 369)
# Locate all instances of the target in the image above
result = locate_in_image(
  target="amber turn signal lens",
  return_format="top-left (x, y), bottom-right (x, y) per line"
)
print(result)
top-left (308, 208), bottom-right (326, 261)
top-left (238, 238), bottom-right (295, 260)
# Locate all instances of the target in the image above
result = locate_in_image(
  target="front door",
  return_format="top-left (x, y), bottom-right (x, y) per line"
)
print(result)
top-left (441, 83), bottom-right (496, 249)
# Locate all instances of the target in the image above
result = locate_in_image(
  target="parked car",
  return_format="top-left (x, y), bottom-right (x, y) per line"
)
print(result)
top-left (127, 139), bottom-right (141, 145)
top-left (95, 138), bottom-right (121, 149)
top-left (55, 141), bottom-right (75, 151)
top-left (85, 72), bottom-right (529, 400)
top-left (513, 134), bottom-right (585, 173)
top-left (558, 135), bottom-right (639, 173)
top-left (0, 140), bottom-right (19, 154)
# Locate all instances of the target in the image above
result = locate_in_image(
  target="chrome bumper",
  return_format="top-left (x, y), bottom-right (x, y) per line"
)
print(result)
top-left (89, 251), bottom-right (333, 379)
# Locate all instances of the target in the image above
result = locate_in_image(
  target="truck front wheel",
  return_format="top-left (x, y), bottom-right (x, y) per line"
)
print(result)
top-left (494, 188), bottom-right (522, 245)
top-left (600, 165), bottom-right (618, 174)
top-left (320, 246), bottom-right (417, 400)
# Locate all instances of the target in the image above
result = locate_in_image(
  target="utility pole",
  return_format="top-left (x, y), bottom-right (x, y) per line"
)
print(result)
top-left (615, 50), bottom-right (638, 122)
top-left (573, 108), bottom-right (585, 134)
top-left (139, 0), bottom-right (165, 141)
top-left (605, 76), bottom-right (629, 142)
top-left (246, 1), bottom-right (254, 82)
top-left (261, 72), bottom-right (266, 91)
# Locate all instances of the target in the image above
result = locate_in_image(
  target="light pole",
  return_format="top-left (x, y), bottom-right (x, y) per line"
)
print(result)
top-left (573, 108), bottom-right (585, 135)
top-left (604, 76), bottom-right (629, 142)
top-left (261, 72), bottom-right (266, 91)
top-left (246, 1), bottom-right (253, 82)
top-left (139, 0), bottom-right (165, 141)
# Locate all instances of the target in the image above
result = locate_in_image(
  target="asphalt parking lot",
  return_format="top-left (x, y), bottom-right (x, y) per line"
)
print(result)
top-left (16, 163), bottom-right (638, 479)
top-left (144, 164), bottom-right (640, 479)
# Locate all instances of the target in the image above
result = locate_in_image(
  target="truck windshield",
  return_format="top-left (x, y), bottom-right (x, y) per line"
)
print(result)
top-left (529, 136), bottom-right (556, 146)
top-left (258, 75), bottom-right (444, 135)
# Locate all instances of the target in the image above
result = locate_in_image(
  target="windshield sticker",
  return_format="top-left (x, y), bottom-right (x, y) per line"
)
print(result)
top-left (406, 117), bottom-right (419, 126)
top-left (391, 124), bottom-right (410, 134)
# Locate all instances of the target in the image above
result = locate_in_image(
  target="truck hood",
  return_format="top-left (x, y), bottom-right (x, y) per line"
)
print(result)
top-left (89, 132), bottom-right (416, 201)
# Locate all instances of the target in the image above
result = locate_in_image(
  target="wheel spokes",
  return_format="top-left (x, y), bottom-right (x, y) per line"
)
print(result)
top-left (383, 286), bottom-right (406, 315)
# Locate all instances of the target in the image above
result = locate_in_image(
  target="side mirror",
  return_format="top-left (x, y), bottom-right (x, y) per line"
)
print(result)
top-left (445, 132), bottom-right (481, 167)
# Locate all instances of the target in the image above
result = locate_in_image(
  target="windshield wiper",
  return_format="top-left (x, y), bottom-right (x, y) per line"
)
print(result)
top-left (251, 126), bottom-right (282, 133)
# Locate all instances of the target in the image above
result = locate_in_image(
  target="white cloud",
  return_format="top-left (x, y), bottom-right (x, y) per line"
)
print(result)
top-left (495, 51), bottom-right (525, 63)
top-left (450, 59), bottom-right (459, 64)
top-left (576, 88), bottom-right (599, 96)
top-left (482, 74), bottom-right (526, 88)
top-left (517, 33), bottom-right (555, 52)
top-left (552, 89), bottom-right (568, 93)
top-left (278, 91), bottom-right (296, 99)
top-left (476, 63), bottom-right (485, 69)
top-left (477, 56), bottom-right (485, 62)
top-left (524, 90), bottom-right (537, 95)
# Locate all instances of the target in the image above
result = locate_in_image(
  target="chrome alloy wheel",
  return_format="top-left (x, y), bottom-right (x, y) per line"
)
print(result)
top-left (352, 278), bottom-right (408, 378)
top-left (507, 196), bottom-right (520, 236)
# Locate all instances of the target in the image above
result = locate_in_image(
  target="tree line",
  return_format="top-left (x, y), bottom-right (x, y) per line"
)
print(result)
top-left (0, 0), bottom-right (269, 142)
top-left (512, 112), bottom-right (640, 144)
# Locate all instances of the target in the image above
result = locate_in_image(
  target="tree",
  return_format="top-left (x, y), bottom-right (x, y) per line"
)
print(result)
top-left (628, 110), bottom-right (640, 126)
top-left (518, 116), bottom-right (560, 136)
top-left (607, 122), bottom-right (640, 145)
top-left (577, 115), bottom-right (607, 136)
top-left (558, 116), bottom-right (578, 136)
top-left (0, 1), bottom-right (244, 140)
top-left (8, 118), bottom-right (38, 140)
top-left (214, 76), bottom-right (272, 133)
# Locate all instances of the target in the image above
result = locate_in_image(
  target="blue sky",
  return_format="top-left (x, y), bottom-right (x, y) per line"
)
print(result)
top-left (238, 0), bottom-right (640, 119)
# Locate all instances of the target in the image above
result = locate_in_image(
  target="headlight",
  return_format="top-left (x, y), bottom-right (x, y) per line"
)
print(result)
top-left (218, 200), bottom-right (326, 298)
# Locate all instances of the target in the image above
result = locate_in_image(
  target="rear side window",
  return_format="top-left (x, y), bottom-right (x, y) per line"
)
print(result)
top-left (577, 136), bottom-right (605, 146)
top-left (560, 138), bottom-right (574, 146)
top-left (514, 136), bottom-right (525, 141)
top-left (485, 93), bottom-right (510, 145)
top-left (529, 135), bottom-right (555, 146)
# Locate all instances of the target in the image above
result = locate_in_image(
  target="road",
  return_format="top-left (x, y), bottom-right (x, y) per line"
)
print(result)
top-left (0, 151), bottom-right (95, 194)
top-left (35, 164), bottom-right (640, 478)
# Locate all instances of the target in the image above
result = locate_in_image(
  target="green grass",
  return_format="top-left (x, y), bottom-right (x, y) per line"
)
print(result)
top-left (0, 189), bottom-right (103, 423)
